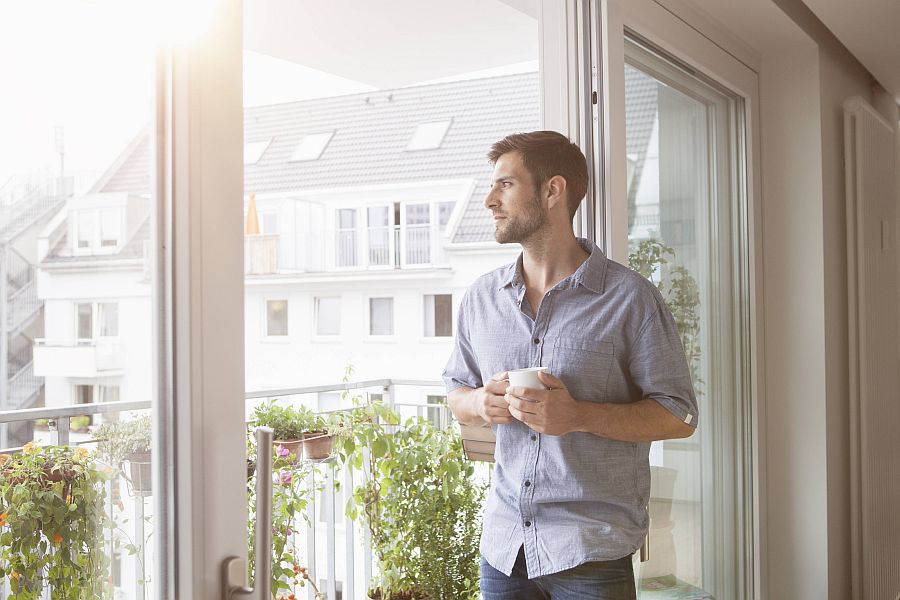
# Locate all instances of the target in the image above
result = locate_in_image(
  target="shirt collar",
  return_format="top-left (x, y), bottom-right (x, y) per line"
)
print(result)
top-left (497, 238), bottom-right (607, 294)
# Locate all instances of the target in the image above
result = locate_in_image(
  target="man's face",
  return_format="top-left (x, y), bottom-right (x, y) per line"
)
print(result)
top-left (484, 151), bottom-right (548, 244)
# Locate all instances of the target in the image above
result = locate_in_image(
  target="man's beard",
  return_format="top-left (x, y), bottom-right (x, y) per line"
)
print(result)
top-left (494, 194), bottom-right (548, 244)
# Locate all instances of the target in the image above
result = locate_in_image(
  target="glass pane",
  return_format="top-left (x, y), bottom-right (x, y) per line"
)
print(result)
top-left (242, 2), bottom-right (539, 597)
top-left (1, 4), bottom-right (159, 599)
top-left (99, 302), bottom-right (118, 337)
top-left (424, 294), bottom-right (453, 338)
top-left (369, 297), bottom-right (393, 336)
top-left (77, 211), bottom-right (94, 248)
top-left (438, 201), bottom-right (455, 227)
top-left (100, 209), bottom-right (119, 247)
top-left (405, 203), bottom-right (430, 225)
top-left (625, 39), bottom-right (744, 599)
top-left (266, 299), bottom-right (288, 336)
top-left (315, 297), bottom-right (341, 336)
top-left (367, 206), bottom-right (391, 266)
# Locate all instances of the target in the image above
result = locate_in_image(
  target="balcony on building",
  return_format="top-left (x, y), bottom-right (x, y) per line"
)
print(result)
top-left (33, 337), bottom-right (125, 377)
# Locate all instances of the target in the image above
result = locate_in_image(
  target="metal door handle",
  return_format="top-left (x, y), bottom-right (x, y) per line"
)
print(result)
top-left (222, 426), bottom-right (273, 599)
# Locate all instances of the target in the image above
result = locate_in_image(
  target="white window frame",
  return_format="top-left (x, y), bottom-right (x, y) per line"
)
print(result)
top-left (312, 295), bottom-right (342, 340)
top-left (399, 200), bottom-right (433, 268)
top-left (262, 297), bottom-right (290, 340)
top-left (333, 207), bottom-right (360, 269)
top-left (364, 295), bottom-right (396, 340)
top-left (73, 208), bottom-right (122, 255)
top-left (364, 203), bottom-right (396, 270)
top-left (421, 292), bottom-right (454, 341)
top-left (75, 301), bottom-right (120, 341)
top-left (598, 2), bottom-right (761, 598)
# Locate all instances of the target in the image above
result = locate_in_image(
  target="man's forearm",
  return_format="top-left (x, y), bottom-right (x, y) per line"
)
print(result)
top-left (448, 387), bottom-right (488, 427)
top-left (576, 398), bottom-right (694, 443)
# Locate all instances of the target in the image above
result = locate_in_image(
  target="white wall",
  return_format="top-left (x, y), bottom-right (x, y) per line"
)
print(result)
top-left (760, 41), bottom-right (829, 600)
top-left (756, 2), bottom-right (899, 598)
top-left (243, 246), bottom-right (519, 392)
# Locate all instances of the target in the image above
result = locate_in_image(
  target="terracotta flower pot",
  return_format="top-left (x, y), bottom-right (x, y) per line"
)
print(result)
top-left (274, 439), bottom-right (303, 463)
top-left (302, 431), bottom-right (333, 460)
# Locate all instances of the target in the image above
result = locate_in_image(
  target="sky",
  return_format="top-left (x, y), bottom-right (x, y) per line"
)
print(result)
top-left (0, 0), bottom-right (537, 191)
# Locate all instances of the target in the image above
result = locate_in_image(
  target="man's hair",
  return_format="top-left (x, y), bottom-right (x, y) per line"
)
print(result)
top-left (487, 131), bottom-right (589, 220)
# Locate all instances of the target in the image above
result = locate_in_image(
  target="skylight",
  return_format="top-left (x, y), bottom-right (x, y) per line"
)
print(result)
top-left (406, 120), bottom-right (452, 151)
top-left (289, 131), bottom-right (334, 161)
top-left (244, 140), bottom-right (272, 165)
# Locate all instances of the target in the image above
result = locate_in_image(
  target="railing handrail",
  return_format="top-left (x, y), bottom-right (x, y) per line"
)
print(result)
top-left (33, 337), bottom-right (123, 347)
top-left (0, 378), bottom-right (446, 424)
top-left (0, 399), bottom-right (152, 424)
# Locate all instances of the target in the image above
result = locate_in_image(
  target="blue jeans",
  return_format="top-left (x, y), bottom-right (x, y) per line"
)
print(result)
top-left (480, 546), bottom-right (637, 600)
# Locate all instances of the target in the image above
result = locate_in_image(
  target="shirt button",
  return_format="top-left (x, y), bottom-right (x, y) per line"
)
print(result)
top-left (530, 434), bottom-right (537, 441)
top-left (524, 481), bottom-right (531, 487)
top-left (524, 521), bottom-right (532, 527)
top-left (532, 338), bottom-right (540, 344)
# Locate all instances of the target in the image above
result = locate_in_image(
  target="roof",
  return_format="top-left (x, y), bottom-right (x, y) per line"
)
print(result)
top-left (96, 72), bottom-right (541, 244)
top-left (624, 64), bottom-right (659, 229)
top-left (86, 69), bottom-right (657, 249)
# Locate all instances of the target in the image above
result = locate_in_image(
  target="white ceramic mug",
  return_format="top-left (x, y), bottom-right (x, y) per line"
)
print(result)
top-left (507, 366), bottom-right (549, 390)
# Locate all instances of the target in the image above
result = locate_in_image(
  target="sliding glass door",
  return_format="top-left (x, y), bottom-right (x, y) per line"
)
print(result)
top-left (598, 1), bottom-right (760, 598)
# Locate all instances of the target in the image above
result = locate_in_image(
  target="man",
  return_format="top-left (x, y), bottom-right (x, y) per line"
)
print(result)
top-left (443, 131), bottom-right (698, 599)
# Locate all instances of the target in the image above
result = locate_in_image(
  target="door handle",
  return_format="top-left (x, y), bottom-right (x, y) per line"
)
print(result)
top-left (222, 426), bottom-right (273, 599)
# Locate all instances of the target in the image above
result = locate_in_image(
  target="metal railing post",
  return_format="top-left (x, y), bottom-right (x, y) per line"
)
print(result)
top-left (325, 467), bottom-right (336, 600)
top-left (305, 469), bottom-right (317, 600)
top-left (48, 416), bottom-right (70, 446)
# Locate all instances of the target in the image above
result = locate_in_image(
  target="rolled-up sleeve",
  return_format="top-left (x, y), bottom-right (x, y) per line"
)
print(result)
top-left (442, 291), bottom-right (483, 393)
top-left (628, 303), bottom-right (699, 427)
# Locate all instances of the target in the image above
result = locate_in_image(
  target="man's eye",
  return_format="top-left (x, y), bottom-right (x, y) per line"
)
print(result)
top-left (502, 182), bottom-right (511, 188)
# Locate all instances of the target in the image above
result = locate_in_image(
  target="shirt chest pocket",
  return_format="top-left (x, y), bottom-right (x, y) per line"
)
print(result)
top-left (548, 338), bottom-right (615, 401)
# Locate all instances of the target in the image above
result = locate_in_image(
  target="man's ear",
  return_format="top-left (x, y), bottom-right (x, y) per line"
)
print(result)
top-left (545, 175), bottom-right (568, 211)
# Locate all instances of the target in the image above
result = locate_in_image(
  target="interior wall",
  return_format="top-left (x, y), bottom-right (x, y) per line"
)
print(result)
top-left (759, 42), bottom-right (828, 600)
top-left (816, 41), bottom-right (872, 600)
top-left (758, 2), bottom-right (895, 598)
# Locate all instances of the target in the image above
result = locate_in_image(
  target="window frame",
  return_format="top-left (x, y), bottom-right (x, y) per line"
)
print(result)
top-left (421, 292), bottom-right (454, 340)
top-left (364, 295), bottom-right (396, 340)
top-left (312, 295), bottom-right (342, 340)
top-left (263, 297), bottom-right (290, 340)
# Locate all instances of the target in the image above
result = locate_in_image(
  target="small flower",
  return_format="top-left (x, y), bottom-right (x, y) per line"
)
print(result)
top-left (0, 512), bottom-right (7, 527)
top-left (293, 565), bottom-right (300, 574)
top-left (0, 454), bottom-right (10, 465)
top-left (9, 570), bottom-right (20, 580)
top-left (116, 500), bottom-right (125, 511)
top-left (53, 533), bottom-right (63, 544)
top-left (279, 470), bottom-right (292, 485)
top-left (286, 527), bottom-right (293, 536)
top-left (276, 445), bottom-right (290, 458)
top-left (74, 447), bottom-right (89, 459)
top-left (22, 442), bottom-right (37, 454)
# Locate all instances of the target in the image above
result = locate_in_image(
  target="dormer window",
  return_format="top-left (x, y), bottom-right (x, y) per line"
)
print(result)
top-left (406, 120), bottom-right (452, 151)
top-left (74, 208), bottom-right (121, 253)
top-left (290, 131), bottom-right (334, 161)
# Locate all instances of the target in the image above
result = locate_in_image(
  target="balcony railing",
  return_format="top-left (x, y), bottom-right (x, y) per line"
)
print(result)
top-left (33, 338), bottom-right (125, 377)
top-left (0, 378), bottom-right (453, 600)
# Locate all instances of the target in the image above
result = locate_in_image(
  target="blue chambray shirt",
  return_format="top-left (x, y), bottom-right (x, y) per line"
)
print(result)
top-left (443, 238), bottom-right (698, 578)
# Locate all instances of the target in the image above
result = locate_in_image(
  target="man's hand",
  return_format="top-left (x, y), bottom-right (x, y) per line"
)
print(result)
top-left (473, 371), bottom-right (513, 424)
top-left (505, 370), bottom-right (581, 436)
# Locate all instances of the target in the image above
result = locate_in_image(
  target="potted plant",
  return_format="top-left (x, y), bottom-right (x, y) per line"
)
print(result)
top-left (0, 444), bottom-right (112, 598)
top-left (251, 401), bottom-right (307, 462)
top-left (246, 430), bottom-right (324, 599)
top-left (335, 396), bottom-right (484, 600)
top-left (628, 238), bottom-right (702, 392)
top-left (94, 415), bottom-right (153, 496)
top-left (298, 405), bottom-right (332, 461)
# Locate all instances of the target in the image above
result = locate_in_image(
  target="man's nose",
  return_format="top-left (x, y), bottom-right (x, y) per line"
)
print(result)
top-left (484, 189), bottom-right (498, 209)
